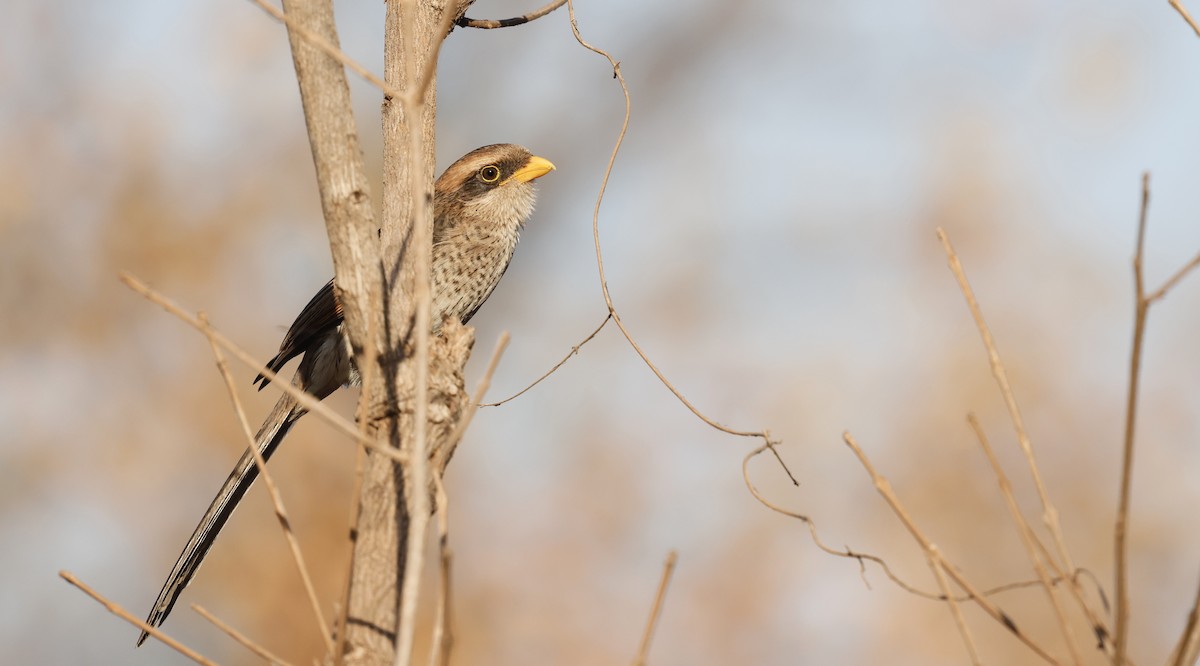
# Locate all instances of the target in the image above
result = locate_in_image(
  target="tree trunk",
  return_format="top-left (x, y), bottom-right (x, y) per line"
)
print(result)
top-left (278, 0), bottom-right (471, 664)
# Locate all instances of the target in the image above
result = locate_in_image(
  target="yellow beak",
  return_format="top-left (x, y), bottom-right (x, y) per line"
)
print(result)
top-left (508, 155), bottom-right (556, 184)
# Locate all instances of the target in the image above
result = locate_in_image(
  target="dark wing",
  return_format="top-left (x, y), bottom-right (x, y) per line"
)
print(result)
top-left (253, 278), bottom-right (343, 389)
top-left (461, 258), bottom-right (512, 325)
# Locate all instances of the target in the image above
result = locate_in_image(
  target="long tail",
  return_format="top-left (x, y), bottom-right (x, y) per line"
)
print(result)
top-left (137, 391), bottom-right (303, 646)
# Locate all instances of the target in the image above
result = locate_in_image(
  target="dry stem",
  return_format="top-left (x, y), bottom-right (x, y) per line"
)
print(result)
top-left (457, 0), bottom-right (566, 28)
top-left (842, 432), bottom-right (1060, 665)
top-left (564, 0), bottom-right (794, 487)
top-left (926, 545), bottom-right (982, 666)
top-left (742, 444), bottom-right (1047, 602)
top-left (935, 228), bottom-right (1078, 582)
top-left (248, 0), bottom-right (402, 99)
top-left (632, 551), bottom-right (679, 666)
top-left (427, 333), bottom-right (509, 666)
top-left (1111, 173), bottom-right (1200, 664)
top-left (1113, 175), bottom-right (1151, 664)
top-left (193, 604), bottom-right (295, 666)
top-left (199, 312), bottom-right (332, 651)
top-left (60, 571), bottom-right (218, 666)
top-left (119, 273), bottom-right (405, 464)
top-left (435, 332), bottom-right (510, 471)
top-left (428, 473), bottom-right (455, 666)
top-left (1167, 573), bottom-right (1200, 666)
top-left (968, 414), bottom-right (1085, 663)
top-left (1169, 0), bottom-right (1200, 38)
top-left (481, 314), bottom-right (609, 407)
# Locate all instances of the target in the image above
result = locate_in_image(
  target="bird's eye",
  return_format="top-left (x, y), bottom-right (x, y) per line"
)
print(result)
top-left (479, 165), bottom-right (501, 183)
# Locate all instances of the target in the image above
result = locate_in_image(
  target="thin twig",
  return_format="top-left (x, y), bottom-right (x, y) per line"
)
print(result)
top-left (457, 0), bottom-right (566, 29)
top-left (246, 0), bottom-right (403, 99)
top-left (192, 604), bottom-right (295, 666)
top-left (333, 444), bottom-right (366, 666)
top-left (1112, 172), bottom-right (1200, 662)
top-left (428, 473), bottom-right (455, 666)
top-left (926, 546), bottom-right (982, 666)
top-left (481, 315), bottom-right (609, 407)
top-left (1183, 601), bottom-right (1200, 666)
top-left (967, 414), bottom-right (1085, 664)
top-left (1146, 249), bottom-right (1200, 304)
top-left (119, 272), bottom-right (408, 465)
top-left (59, 571), bottom-right (218, 666)
top-left (436, 547), bottom-right (455, 666)
top-left (935, 229), bottom-right (1078, 591)
top-left (406, 0), bottom-right (461, 109)
top-left (427, 334), bottom-right (509, 665)
top-left (1168, 572), bottom-right (1200, 666)
top-left (842, 432), bottom-right (1061, 665)
top-left (1170, 0), bottom-right (1200, 38)
top-left (436, 332), bottom-right (510, 471)
top-left (199, 312), bottom-right (333, 651)
top-left (632, 551), bottom-right (678, 666)
top-left (742, 444), bottom-right (1043, 602)
top-left (565, 0), bottom-right (795, 486)
top-left (940, 234), bottom-right (1110, 659)
top-left (1114, 174), bottom-right (1151, 665)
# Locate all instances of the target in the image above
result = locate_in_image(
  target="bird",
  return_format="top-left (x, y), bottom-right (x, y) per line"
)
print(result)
top-left (138, 144), bottom-right (555, 646)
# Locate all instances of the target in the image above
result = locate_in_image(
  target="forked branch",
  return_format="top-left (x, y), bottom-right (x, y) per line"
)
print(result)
top-left (1115, 174), bottom-right (1200, 664)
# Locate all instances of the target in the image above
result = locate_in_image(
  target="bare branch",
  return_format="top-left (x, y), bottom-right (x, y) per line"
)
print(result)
top-left (408, 1), bottom-right (462, 109)
top-left (926, 546), bottom-right (982, 666)
top-left (246, 0), bottom-right (402, 99)
top-left (1170, 0), bottom-right (1200, 38)
top-left (482, 315), bottom-right (610, 407)
top-left (842, 432), bottom-right (1061, 665)
top-left (632, 551), bottom-right (678, 666)
top-left (457, 0), bottom-right (566, 29)
top-left (198, 312), bottom-right (333, 652)
top-left (192, 604), bottom-right (295, 666)
top-left (1145, 249), bottom-right (1200, 304)
top-left (435, 333), bottom-right (511, 473)
top-left (745, 444), bottom-right (971, 601)
top-left (1114, 174), bottom-right (1151, 665)
top-left (1168, 572), bottom-right (1200, 666)
top-left (119, 273), bottom-right (407, 464)
top-left (277, 0), bottom-right (384, 357)
top-left (935, 228), bottom-right (1078, 591)
top-left (426, 334), bottom-right (508, 666)
top-left (967, 415), bottom-right (1085, 664)
top-left (59, 571), bottom-right (218, 666)
top-left (564, 0), bottom-right (794, 484)
top-left (428, 473), bottom-right (455, 666)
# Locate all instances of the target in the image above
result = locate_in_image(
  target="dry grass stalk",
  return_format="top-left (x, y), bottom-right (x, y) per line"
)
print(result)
top-left (193, 604), bottom-right (295, 666)
top-left (59, 571), bottom-right (219, 666)
top-left (198, 312), bottom-right (333, 651)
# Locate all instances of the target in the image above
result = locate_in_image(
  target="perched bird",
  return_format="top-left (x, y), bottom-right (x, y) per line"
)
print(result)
top-left (138, 144), bottom-right (555, 645)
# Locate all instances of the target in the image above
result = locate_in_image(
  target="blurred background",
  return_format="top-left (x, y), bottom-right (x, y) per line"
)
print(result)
top-left (4, 0), bottom-right (1200, 663)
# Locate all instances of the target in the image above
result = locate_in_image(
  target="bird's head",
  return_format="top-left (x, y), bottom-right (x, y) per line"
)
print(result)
top-left (435, 143), bottom-right (555, 231)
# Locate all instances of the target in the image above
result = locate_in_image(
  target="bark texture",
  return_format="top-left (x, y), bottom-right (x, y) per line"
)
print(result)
top-left (278, 0), bottom-right (472, 664)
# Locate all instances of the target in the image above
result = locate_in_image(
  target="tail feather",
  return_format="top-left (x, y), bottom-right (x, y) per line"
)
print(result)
top-left (137, 392), bottom-right (301, 646)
